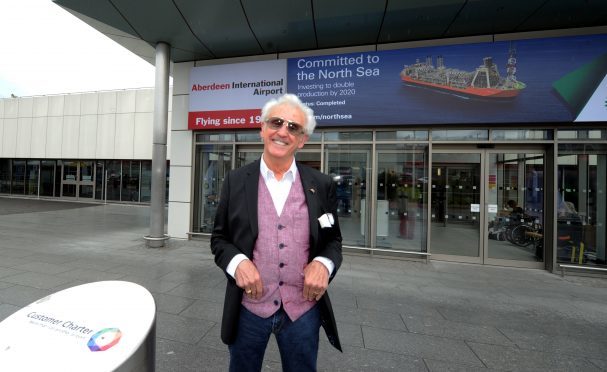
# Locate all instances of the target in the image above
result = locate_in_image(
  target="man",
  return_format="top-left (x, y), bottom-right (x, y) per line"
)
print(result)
top-left (506, 199), bottom-right (524, 215)
top-left (211, 93), bottom-right (343, 372)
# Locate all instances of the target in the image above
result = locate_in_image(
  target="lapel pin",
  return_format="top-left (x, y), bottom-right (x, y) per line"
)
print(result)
top-left (309, 188), bottom-right (316, 194)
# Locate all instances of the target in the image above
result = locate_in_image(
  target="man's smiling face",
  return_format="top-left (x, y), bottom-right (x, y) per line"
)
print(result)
top-left (260, 103), bottom-right (309, 164)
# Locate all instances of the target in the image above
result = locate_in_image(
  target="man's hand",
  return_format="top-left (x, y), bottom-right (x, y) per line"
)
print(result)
top-left (303, 261), bottom-right (329, 301)
top-left (235, 259), bottom-right (263, 300)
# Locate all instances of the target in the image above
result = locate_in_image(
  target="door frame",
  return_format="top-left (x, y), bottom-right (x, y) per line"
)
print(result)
top-left (429, 148), bottom-right (485, 264)
top-left (78, 160), bottom-right (95, 200)
top-left (324, 148), bottom-right (372, 248)
top-left (59, 160), bottom-right (96, 201)
top-left (429, 146), bottom-right (545, 268)
top-left (483, 148), bottom-right (545, 269)
top-left (373, 147), bottom-right (428, 253)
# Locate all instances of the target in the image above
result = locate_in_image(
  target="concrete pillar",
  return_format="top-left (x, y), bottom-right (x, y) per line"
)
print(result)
top-left (145, 42), bottom-right (171, 248)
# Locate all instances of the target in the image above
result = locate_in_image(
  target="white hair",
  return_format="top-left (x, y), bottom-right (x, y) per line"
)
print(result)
top-left (260, 94), bottom-right (317, 135)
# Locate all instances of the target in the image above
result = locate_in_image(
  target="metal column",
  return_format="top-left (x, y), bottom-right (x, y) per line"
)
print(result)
top-left (145, 42), bottom-right (170, 248)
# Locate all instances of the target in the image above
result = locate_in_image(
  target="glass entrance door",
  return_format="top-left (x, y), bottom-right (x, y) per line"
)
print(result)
top-left (61, 160), bottom-right (78, 198)
top-left (79, 161), bottom-right (94, 199)
top-left (194, 145), bottom-right (232, 233)
top-left (430, 149), bottom-right (544, 267)
top-left (430, 152), bottom-right (482, 261)
top-left (374, 148), bottom-right (428, 252)
top-left (324, 147), bottom-right (371, 248)
top-left (485, 151), bottom-right (544, 266)
top-left (60, 160), bottom-right (95, 200)
top-left (40, 160), bottom-right (56, 197)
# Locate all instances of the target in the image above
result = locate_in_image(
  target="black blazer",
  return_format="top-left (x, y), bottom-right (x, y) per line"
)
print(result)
top-left (211, 159), bottom-right (343, 351)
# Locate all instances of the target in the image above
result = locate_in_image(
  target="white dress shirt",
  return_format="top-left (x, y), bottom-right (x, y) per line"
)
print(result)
top-left (226, 156), bottom-right (335, 278)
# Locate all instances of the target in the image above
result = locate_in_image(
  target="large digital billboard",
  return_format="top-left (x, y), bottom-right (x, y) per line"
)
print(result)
top-left (189, 33), bottom-right (607, 130)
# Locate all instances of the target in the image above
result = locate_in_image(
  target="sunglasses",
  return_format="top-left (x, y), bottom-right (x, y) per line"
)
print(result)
top-left (265, 117), bottom-right (306, 136)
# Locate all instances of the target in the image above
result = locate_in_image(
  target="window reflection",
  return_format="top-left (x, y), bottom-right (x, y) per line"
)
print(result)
top-left (0, 159), bottom-right (10, 193)
top-left (106, 160), bottom-right (121, 201)
top-left (0, 158), bottom-right (153, 204)
top-left (432, 130), bottom-right (488, 141)
top-left (487, 153), bottom-right (544, 262)
top-left (557, 144), bottom-right (606, 267)
top-left (491, 129), bottom-right (552, 140)
top-left (26, 160), bottom-right (40, 196)
top-left (325, 145), bottom-right (371, 248)
top-left (430, 153), bottom-right (481, 257)
top-left (376, 148), bottom-right (428, 252)
top-left (193, 145), bottom-right (232, 233)
top-left (324, 131), bottom-right (372, 142)
top-left (40, 160), bottom-right (56, 197)
top-left (140, 161), bottom-right (152, 202)
top-left (121, 161), bottom-right (140, 202)
top-left (63, 161), bottom-right (77, 181)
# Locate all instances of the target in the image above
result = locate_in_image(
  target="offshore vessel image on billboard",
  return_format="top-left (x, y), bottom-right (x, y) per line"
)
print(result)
top-left (400, 46), bottom-right (526, 99)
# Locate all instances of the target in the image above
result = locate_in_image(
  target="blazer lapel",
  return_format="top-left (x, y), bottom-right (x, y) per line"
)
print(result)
top-left (298, 163), bottom-right (320, 255)
top-left (245, 160), bottom-right (260, 240)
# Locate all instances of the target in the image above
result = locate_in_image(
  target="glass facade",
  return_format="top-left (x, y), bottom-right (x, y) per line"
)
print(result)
top-left (430, 152), bottom-right (481, 257)
top-left (326, 143), bottom-right (372, 248)
top-left (557, 144), bottom-right (606, 267)
top-left (375, 145), bottom-right (428, 252)
top-left (40, 160), bottom-right (56, 197)
top-left (26, 160), bottom-right (40, 196)
top-left (121, 160), bottom-right (141, 202)
top-left (0, 160), bottom-right (10, 193)
top-left (486, 152), bottom-right (544, 263)
top-left (1, 126), bottom-right (605, 273)
top-left (0, 88), bottom-right (162, 205)
top-left (0, 158), bottom-right (157, 204)
top-left (11, 160), bottom-right (26, 195)
top-left (192, 131), bottom-right (433, 256)
top-left (192, 144), bottom-right (232, 233)
top-left (190, 127), bottom-right (606, 273)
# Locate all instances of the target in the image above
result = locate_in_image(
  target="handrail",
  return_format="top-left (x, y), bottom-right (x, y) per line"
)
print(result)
top-left (343, 245), bottom-right (431, 256)
top-left (558, 264), bottom-right (607, 277)
top-left (186, 234), bottom-right (433, 258)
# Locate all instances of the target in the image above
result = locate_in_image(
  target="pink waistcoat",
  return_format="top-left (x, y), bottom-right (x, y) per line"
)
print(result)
top-left (242, 174), bottom-right (315, 321)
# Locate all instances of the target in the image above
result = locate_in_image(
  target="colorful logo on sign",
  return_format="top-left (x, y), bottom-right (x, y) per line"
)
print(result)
top-left (87, 328), bottom-right (122, 352)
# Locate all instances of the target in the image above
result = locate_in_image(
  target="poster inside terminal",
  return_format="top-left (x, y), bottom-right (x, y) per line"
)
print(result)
top-left (188, 33), bottom-right (607, 130)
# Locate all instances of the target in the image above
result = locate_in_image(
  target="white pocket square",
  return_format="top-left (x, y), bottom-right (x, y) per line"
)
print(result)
top-left (318, 213), bottom-right (334, 228)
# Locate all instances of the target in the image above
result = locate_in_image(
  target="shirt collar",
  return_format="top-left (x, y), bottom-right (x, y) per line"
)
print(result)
top-left (260, 156), bottom-right (298, 183)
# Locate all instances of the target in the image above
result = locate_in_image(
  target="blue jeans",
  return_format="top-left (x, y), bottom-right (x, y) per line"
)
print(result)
top-left (229, 305), bottom-right (321, 372)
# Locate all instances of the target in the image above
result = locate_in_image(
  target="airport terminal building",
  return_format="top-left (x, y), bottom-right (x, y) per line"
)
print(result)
top-left (2, 1), bottom-right (607, 275)
top-left (0, 88), bottom-right (171, 204)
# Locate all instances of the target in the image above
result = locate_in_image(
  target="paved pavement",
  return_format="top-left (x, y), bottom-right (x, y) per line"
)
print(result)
top-left (0, 197), bottom-right (606, 371)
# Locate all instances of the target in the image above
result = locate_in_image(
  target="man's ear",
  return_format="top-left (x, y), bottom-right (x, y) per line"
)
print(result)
top-left (298, 134), bottom-right (310, 149)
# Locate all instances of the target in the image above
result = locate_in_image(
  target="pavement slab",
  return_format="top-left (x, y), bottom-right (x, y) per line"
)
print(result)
top-left (468, 341), bottom-right (603, 371)
top-left (0, 197), bottom-right (606, 371)
top-left (362, 326), bottom-right (484, 366)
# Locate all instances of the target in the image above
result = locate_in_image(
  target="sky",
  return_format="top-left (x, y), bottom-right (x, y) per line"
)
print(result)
top-left (0, 0), bottom-right (157, 98)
